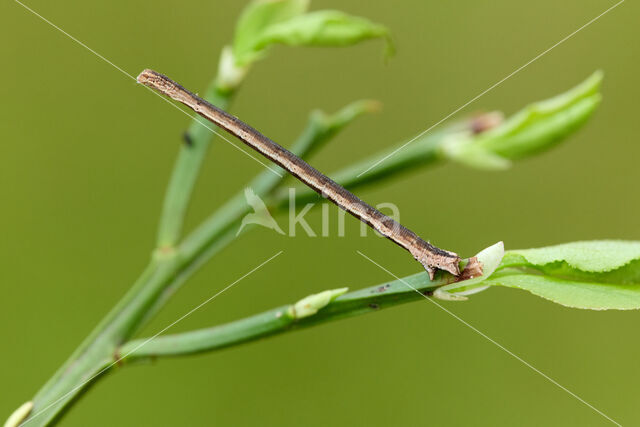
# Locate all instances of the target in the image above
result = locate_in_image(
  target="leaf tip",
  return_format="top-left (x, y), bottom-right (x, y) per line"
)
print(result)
top-left (361, 99), bottom-right (383, 114)
top-left (588, 69), bottom-right (604, 88)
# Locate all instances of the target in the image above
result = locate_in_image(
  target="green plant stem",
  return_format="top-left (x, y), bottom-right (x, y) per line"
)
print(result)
top-left (28, 260), bottom-right (174, 426)
top-left (23, 103), bottom-right (369, 427)
top-left (22, 72), bottom-right (601, 426)
top-left (120, 266), bottom-right (462, 360)
top-left (22, 107), bottom-right (472, 425)
top-left (156, 81), bottom-right (232, 249)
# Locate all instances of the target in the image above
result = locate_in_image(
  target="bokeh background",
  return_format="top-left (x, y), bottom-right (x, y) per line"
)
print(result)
top-left (2, 0), bottom-right (639, 425)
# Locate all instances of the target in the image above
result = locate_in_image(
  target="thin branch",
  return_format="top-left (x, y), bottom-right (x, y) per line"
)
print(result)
top-left (21, 62), bottom-right (600, 426)
top-left (156, 78), bottom-right (233, 249)
top-left (23, 100), bottom-right (377, 427)
top-left (121, 259), bottom-right (479, 360)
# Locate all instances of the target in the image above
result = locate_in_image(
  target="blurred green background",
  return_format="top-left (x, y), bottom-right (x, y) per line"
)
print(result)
top-left (1, 0), bottom-right (638, 425)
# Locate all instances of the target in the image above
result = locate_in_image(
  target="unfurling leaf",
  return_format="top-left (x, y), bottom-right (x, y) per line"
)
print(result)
top-left (476, 70), bottom-right (602, 159)
top-left (254, 11), bottom-right (393, 54)
top-left (443, 71), bottom-right (603, 170)
top-left (306, 99), bottom-right (381, 153)
top-left (288, 287), bottom-right (349, 319)
top-left (232, 1), bottom-right (392, 67)
top-left (233, 0), bottom-right (310, 66)
top-left (440, 135), bottom-right (512, 171)
top-left (486, 240), bottom-right (640, 310)
top-left (279, 99), bottom-right (381, 165)
top-left (434, 241), bottom-right (505, 301)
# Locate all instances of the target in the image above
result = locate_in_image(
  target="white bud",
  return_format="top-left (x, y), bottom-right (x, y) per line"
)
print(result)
top-left (288, 287), bottom-right (349, 319)
top-left (216, 46), bottom-right (249, 92)
top-left (434, 241), bottom-right (505, 301)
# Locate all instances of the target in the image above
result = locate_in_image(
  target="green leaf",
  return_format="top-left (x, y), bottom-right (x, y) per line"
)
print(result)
top-left (255, 10), bottom-right (393, 53)
top-left (300, 99), bottom-right (381, 158)
top-left (477, 70), bottom-right (603, 159)
top-left (232, 4), bottom-right (393, 66)
top-left (486, 240), bottom-right (640, 310)
top-left (443, 71), bottom-right (602, 170)
top-left (502, 240), bottom-right (640, 271)
top-left (441, 134), bottom-right (512, 171)
top-left (486, 274), bottom-right (640, 311)
top-left (287, 287), bottom-right (349, 319)
top-left (233, 0), bottom-right (310, 66)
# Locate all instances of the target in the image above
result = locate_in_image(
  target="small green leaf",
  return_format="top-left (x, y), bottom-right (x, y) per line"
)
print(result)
top-left (233, 0), bottom-right (310, 66)
top-left (293, 99), bottom-right (381, 160)
top-left (476, 71), bottom-right (603, 159)
top-left (254, 10), bottom-right (393, 54)
top-left (487, 240), bottom-right (640, 310)
top-left (441, 134), bottom-right (512, 171)
top-left (232, 3), bottom-right (393, 67)
top-left (442, 71), bottom-right (602, 170)
top-left (307, 99), bottom-right (381, 144)
top-left (288, 287), bottom-right (349, 319)
top-left (315, 99), bottom-right (382, 134)
top-left (273, 99), bottom-right (380, 166)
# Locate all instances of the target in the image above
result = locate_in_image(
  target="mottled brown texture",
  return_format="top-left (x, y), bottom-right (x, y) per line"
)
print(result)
top-left (457, 257), bottom-right (483, 281)
top-left (137, 69), bottom-right (461, 278)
